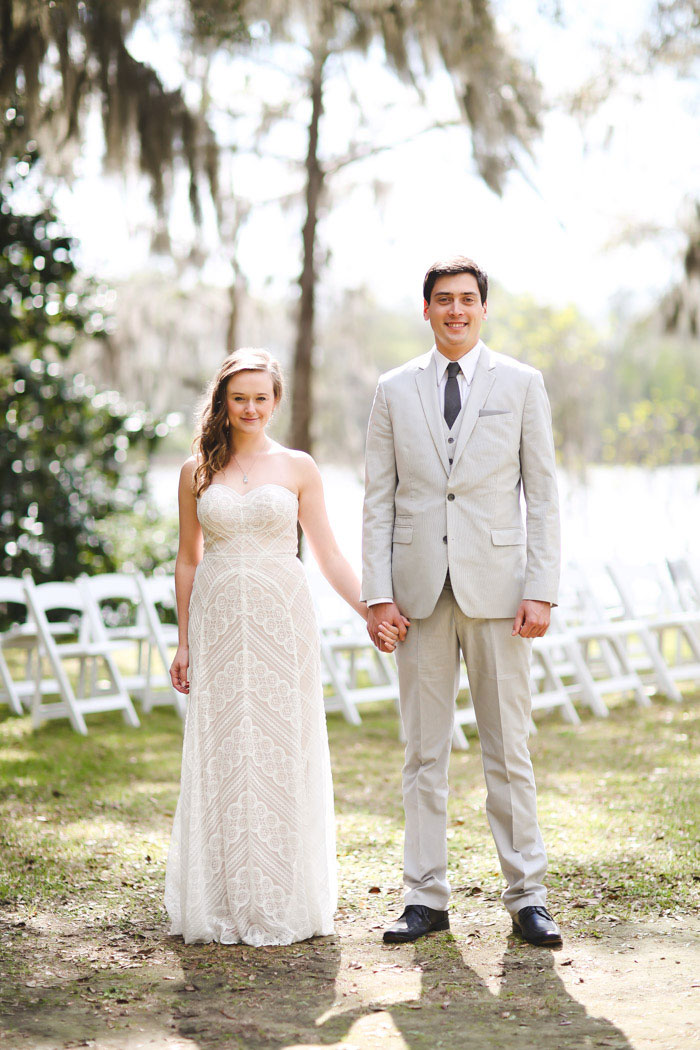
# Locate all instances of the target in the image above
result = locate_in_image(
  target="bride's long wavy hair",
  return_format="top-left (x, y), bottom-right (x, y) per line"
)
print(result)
top-left (192, 349), bottom-right (283, 498)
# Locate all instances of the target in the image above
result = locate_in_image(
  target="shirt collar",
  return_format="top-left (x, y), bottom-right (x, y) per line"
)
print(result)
top-left (433, 341), bottom-right (483, 386)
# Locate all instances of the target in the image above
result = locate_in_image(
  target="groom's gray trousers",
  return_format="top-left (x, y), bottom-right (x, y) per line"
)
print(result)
top-left (394, 580), bottom-right (548, 916)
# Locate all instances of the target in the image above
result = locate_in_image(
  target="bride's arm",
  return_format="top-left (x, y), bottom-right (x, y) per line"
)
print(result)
top-left (170, 458), bottom-right (203, 694)
top-left (295, 455), bottom-right (403, 657)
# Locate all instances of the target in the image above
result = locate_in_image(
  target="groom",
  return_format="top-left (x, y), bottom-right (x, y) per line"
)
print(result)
top-left (362, 256), bottom-right (562, 947)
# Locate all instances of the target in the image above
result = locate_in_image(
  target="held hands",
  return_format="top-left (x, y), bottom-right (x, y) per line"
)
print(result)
top-left (512, 599), bottom-right (551, 639)
top-left (170, 645), bottom-right (190, 694)
top-left (367, 602), bottom-right (410, 653)
top-left (377, 621), bottom-right (401, 652)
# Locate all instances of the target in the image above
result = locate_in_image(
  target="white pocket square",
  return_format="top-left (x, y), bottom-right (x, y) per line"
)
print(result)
top-left (479, 409), bottom-right (510, 416)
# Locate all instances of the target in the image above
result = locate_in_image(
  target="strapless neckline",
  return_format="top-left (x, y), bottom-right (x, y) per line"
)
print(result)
top-left (204, 483), bottom-right (298, 502)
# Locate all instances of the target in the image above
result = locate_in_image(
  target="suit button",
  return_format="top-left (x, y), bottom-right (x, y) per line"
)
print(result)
top-left (447, 437), bottom-right (454, 444)
top-left (449, 458), bottom-right (453, 465)
top-left (443, 536), bottom-right (447, 543)
top-left (447, 493), bottom-right (455, 501)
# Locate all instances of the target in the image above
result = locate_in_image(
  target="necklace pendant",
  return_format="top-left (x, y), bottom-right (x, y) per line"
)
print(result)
top-left (243, 474), bottom-right (248, 484)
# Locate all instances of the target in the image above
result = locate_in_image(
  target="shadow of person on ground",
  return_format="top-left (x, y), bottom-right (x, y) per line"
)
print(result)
top-left (312, 931), bottom-right (634, 1050)
top-left (0, 916), bottom-right (634, 1050)
top-left (170, 932), bottom-right (343, 1047)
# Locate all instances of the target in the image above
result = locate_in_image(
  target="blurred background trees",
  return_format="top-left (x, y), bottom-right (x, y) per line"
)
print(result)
top-left (1, 0), bottom-right (545, 453)
top-left (0, 116), bottom-right (167, 580)
top-left (1, 0), bottom-right (699, 579)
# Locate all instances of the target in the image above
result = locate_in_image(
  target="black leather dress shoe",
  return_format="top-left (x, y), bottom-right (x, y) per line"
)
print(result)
top-left (383, 905), bottom-right (450, 944)
top-left (512, 906), bottom-right (562, 946)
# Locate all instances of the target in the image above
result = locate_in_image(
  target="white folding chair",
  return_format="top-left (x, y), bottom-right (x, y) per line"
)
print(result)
top-left (79, 573), bottom-right (152, 701)
top-left (321, 619), bottom-right (470, 751)
top-left (23, 575), bottom-right (139, 735)
top-left (453, 662), bottom-right (476, 749)
top-left (1, 577), bottom-right (42, 715)
top-left (0, 577), bottom-right (79, 715)
top-left (321, 619), bottom-right (401, 725)
top-left (135, 573), bottom-right (186, 719)
top-left (667, 557), bottom-right (700, 615)
top-left (529, 639), bottom-right (581, 725)
top-left (607, 561), bottom-right (700, 698)
top-left (554, 565), bottom-right (652, 711)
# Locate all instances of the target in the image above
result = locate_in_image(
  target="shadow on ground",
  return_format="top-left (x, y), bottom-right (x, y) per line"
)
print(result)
top-left (1, 914), bottom-right (636, 1049)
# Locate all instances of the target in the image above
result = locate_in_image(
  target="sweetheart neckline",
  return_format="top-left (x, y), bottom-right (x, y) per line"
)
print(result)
top-left (202, 482), bottom-right (299, 502)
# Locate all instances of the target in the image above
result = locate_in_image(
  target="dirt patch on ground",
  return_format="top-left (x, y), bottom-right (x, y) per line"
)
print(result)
top-left (1, 905), bottom-right (697, 1049)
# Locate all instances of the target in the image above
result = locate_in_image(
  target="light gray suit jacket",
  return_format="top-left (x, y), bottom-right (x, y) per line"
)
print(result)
top-left (361, 344), bottom-right (560, 620)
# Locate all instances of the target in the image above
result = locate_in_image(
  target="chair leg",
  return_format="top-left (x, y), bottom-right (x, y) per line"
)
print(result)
top-left (608, 637), bottom-right (651, 707)
top-left (320, 645), bottom-right (362, 726)
top-left (564, 640), bottom-right (610, 717)
top-left (0, 652), bottom-right (24, 715)
top-left (451, 721), bottom-right (469, 750)
top-left (638, 626), bottom-right (683, 702)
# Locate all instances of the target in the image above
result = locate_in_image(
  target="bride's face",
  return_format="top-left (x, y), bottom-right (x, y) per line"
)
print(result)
top-left (225, 370), bottom-right (276, 438)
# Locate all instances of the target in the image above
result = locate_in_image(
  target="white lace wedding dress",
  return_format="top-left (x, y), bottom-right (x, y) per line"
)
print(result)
top-left (164, 483), bottom-right (337, 945)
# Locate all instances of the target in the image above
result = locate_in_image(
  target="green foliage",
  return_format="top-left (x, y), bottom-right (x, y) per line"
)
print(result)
top-left (486, 289), bottom-right (607, 470)
top-left (94, 507), bottom-right (179, 577)
top-left (601, 330), bottom-right (700, 465)
top-left (0, 115), bottom-right (98, 358)
top-left (0, 356), bottom-right (163, 581)
top-left (482, 287), bottom-right (700, 469)
top-left (0, 127), bottom-right (168, 582)
top-left (0, 2), bottom-right (219, 222)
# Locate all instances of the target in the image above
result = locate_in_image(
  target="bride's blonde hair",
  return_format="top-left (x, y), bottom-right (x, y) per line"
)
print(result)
top-left (192, 349), bottom-right (283, 498)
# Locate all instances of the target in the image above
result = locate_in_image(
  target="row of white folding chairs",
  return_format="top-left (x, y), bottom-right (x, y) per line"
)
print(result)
top-left (324, 557), bottom-right (700, 747)
top-left (512, 556), bottom-right (700, 723)
top-left (3, 557), bottom-right (698, 738)
top-left (0, 573), bottom-right (184, 735)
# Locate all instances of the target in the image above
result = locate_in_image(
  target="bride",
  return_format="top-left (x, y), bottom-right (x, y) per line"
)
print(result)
top-left (164, 348), bottom-right (401, 946)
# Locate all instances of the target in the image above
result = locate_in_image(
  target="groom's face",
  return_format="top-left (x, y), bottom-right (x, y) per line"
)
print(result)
top-left (423, 273), bottom-right (487, 358)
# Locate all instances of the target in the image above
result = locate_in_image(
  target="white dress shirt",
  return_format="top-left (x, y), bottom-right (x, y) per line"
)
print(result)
top-left (434, 341), bottom-right (482, 416)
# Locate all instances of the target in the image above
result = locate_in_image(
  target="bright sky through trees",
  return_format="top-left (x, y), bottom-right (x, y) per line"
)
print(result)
top-left (54, 0), bottom-right (697, 321)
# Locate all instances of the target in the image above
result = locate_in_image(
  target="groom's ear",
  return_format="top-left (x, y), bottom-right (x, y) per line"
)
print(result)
top-left (423, 298), bottom-right (430, 318)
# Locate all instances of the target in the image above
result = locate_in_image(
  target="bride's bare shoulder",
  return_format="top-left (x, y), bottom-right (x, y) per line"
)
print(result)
top-left (268, 442), bottom-right (319, 490)
top-left (273, 443), bottom-right (316, 468)
top-left (180, 455), bottom-right (199, 481)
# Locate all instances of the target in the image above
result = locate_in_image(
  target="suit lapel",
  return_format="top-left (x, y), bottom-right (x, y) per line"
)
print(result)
top-left (450, 346), bottom-right (496, 471)
top-left (415, 353), bottom-right (450, 475)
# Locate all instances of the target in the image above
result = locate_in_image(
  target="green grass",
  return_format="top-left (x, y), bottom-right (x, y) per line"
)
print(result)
top-left (1, 693), bottom-right (697, 930)
top-left (1, 694), bottom-right (698, 1050)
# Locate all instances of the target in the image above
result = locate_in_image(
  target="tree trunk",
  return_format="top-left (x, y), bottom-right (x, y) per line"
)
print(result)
top-left (289, 45), bottom-right (326, 455)
top-left (226, 269), bottom-right (247, 351)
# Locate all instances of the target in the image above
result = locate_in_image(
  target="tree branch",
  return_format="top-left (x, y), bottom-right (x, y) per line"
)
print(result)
top-left (323, 118), bottom-right (462, 177)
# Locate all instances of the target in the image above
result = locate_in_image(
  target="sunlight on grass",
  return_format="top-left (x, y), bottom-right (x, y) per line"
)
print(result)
top-left (0, 695), bottom-right (698, 930)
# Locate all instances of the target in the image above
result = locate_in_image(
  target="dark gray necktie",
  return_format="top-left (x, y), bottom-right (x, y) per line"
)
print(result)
top-left (444, 361), bottom-right (462, 429)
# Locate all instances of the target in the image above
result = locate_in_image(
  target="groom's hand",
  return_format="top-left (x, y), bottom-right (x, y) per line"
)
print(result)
top-left (512, 599), bottom-right (551, 638)
top-left (367, 602), bottom-right (409, 651)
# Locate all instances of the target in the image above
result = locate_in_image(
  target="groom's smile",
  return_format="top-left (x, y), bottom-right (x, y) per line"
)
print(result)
top-left (423, 272), bottom-right (487, 359)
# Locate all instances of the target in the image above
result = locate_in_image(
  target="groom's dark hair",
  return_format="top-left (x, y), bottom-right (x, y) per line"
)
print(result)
top-left (423, 256), bottom-right (488, 305)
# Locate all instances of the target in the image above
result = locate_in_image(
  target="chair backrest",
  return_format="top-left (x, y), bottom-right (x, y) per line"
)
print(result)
top-left (0, 577), bottom-right (28, 605)
top-left (79, 572), bottom-right (144, 632)
top-left (606, 561), bottom-right (680, 619)
top-left (23, 578), bottom-right (86, 616)
top-left (138, 574), bottom-right (176, 604)
top-left (137, 575), bottom-right (177, 625)
top-left (667, 557), bottom-right (700, 613)
top-left (0, 577), bottom-right (30, 633)
top-left (20, 579), bottom-right (85, 659)
top-left (81, 573), bottom-right (141, 603)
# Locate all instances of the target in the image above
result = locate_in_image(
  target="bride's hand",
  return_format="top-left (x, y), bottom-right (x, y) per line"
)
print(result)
top-left (377, 621), bottom-right (401, 652)
top-left (170, 645), bottom-right (190, 694)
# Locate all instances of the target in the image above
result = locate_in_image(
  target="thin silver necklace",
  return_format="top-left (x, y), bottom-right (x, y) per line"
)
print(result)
top-left (231, 447), bottom-right (265, 484)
